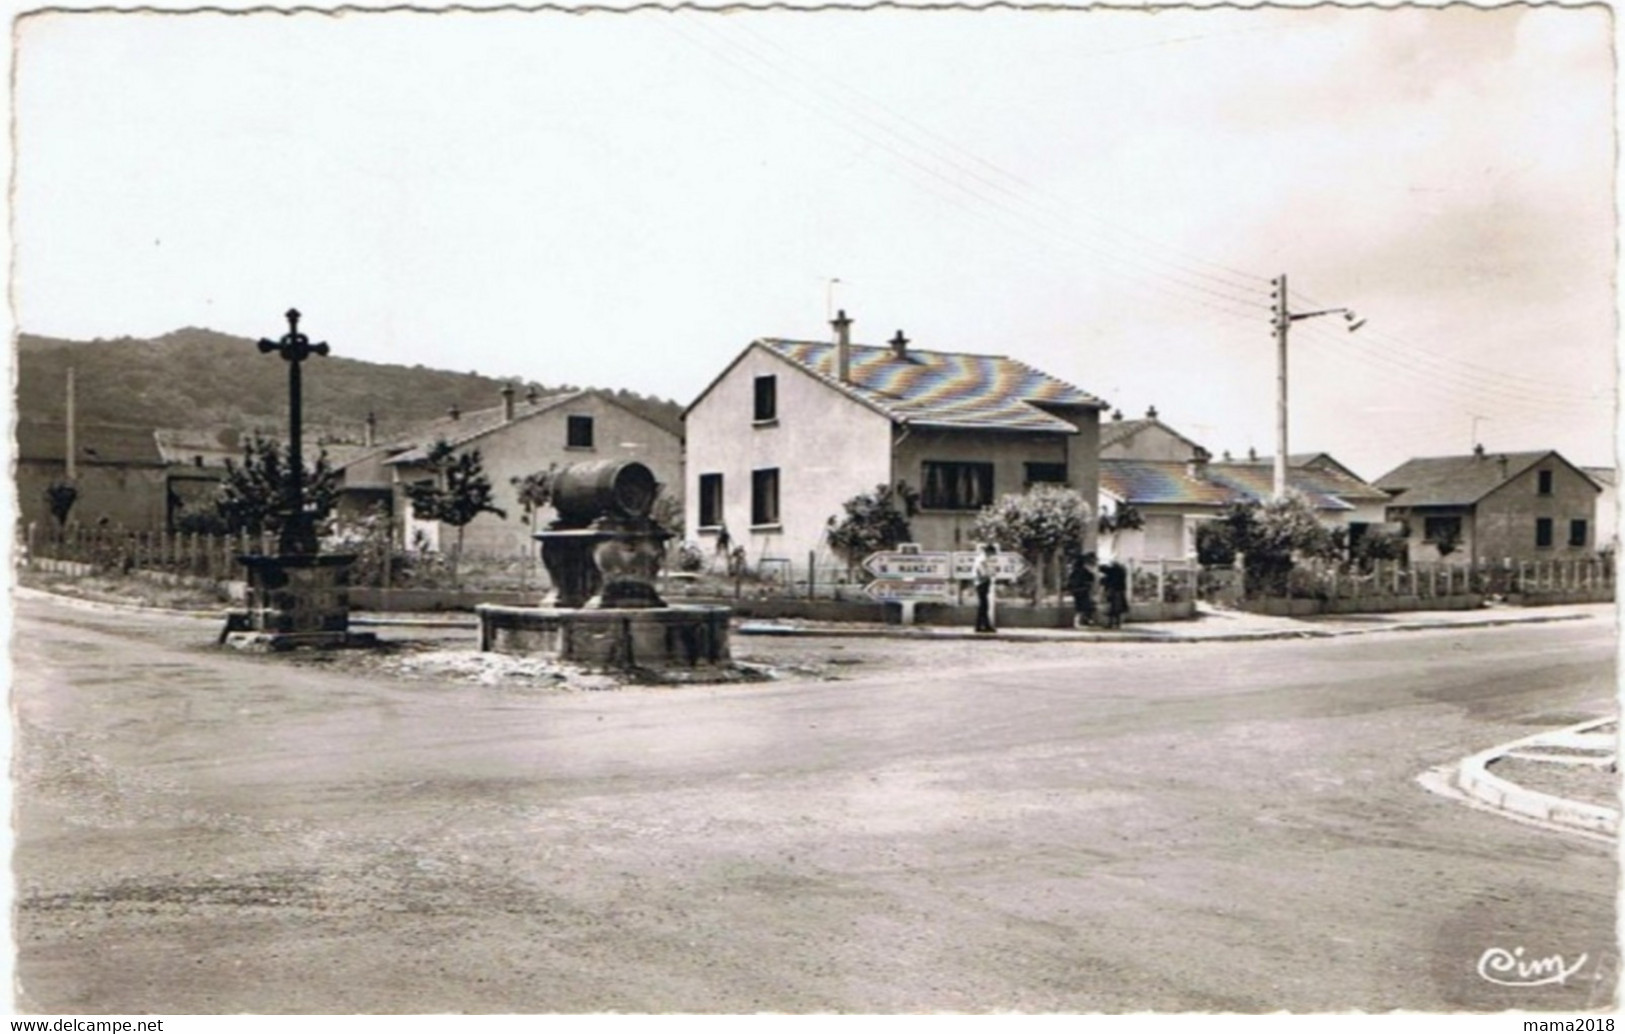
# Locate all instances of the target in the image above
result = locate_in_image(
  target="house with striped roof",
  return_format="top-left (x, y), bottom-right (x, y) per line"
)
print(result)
top-left (335, 386), bottom-right (682, 555)
top-left (1095, 408), bottom-right (1390, 561)
top-left (1374, 447), bottom-right (1603, 565)
top-left (682, 311), bottom-right (1108, 576)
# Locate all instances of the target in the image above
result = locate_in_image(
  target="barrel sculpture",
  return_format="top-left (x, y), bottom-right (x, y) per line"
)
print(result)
top-left (537, 459), bottom-right (670, 609)
top-left (549, 459), bottom-right (660, 528)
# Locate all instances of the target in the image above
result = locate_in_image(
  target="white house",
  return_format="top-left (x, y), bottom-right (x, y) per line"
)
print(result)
top-left (336, 386), bottom-right (682, 554)
top-left (682, 312), bottom-right (1108, 578)
top-left (1096, 408), bottom-right (1390, 562)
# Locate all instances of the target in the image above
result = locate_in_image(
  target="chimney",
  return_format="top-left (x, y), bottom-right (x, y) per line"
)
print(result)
top-left (1146, 405), bottom-right (1158, 420)
top-left (364, 411), bottom-right (377, 448)
top-left (831, 308), bottom-right (854, 383)
top-left (890, 329), bottom-right (909, 361)
top-left (1497, 454), bottom-right (1509, 480)
top-left (1473, 442), bottom-right (1485, 460)
top-left (448, 404), bottom-right (460, 421)
top-left (501, 383), bottom-right (516, 422)
top-left (1186, 446), bottom-right (1211, 481)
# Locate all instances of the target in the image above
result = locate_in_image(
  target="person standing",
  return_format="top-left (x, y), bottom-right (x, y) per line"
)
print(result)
top-left (972, 542), bottom-right (998, 633)
top-left (1067, 551), bottom-right (1097, 629)
top-left (1103, 561), bottom-right (1129, 629)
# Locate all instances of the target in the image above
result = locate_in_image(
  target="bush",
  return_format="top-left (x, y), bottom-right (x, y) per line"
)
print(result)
top-left (826, 482), bottom-right (920, 569)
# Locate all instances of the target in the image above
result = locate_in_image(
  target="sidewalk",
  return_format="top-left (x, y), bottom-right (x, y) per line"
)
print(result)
top-left (1422, 717), bottom-right (1619, 841)
top-left (729, 601), bottom-right (1612, 644)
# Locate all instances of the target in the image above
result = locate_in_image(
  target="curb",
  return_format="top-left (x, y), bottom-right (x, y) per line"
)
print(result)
top-left (1453, 718), bottom-right (1619, 838)
top-left (10, 585), bottom-right (226, 622)
top-left (736, 611), bottom-right (1594, 644)
top-left (17, 584), bottom-right (1596, 644)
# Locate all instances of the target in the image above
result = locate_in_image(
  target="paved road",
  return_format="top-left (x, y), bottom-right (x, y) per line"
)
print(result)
top-left (11, 595), bottom-right (1618, 1012)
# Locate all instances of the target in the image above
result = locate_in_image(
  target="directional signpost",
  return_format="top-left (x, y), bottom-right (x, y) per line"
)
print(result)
top-left (862, 546), bottom-right (1031, 624)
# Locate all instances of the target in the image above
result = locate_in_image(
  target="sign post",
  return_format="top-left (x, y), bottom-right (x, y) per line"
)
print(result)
top-left (861, 547), bottom-right (1031, 626)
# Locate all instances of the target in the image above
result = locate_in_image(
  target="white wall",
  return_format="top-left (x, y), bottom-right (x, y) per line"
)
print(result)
top-left (684, 345), bottom-right (893, 574)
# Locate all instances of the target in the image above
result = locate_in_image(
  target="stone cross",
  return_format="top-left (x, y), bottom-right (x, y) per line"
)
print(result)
top-left (257, 308), bottom-right (330, 555)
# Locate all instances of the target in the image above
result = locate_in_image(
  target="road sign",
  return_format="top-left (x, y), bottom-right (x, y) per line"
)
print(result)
top-left (950, 551), bottom-right (1029, 582)
top-left (862, 579), bottom-right (954, 602)
top-left (862, 550), bottom-right (952, 580)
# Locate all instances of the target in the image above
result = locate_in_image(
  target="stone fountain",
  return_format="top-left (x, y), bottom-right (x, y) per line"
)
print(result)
top-left (476, 460), bottom-right (730, 668)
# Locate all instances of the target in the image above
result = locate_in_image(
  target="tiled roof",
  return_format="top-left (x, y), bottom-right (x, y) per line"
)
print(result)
top-left (760, 339), bottom-right (1104, 434)
top-left (379, 392), bottom-right (582, 466)
top-left (1100, 460), bottom-right (1237, 506)
top-left (15, 421), bottom-right (165, 466)
top-left (1097, 416), bottom-right (1206, 454)
top-left (1101, 459), bottom-right (1370, 511)
top-left (153, 427), bottom-right (243, 464)
top-left (1222, 458), bottom-right (1390, 503)
top-left (1206, 463), bottom-right (1356, 512)
top-left (1374, 451), bottom-right (1563, 507)
top-left (1099, 418), bottom-right (1157, 450)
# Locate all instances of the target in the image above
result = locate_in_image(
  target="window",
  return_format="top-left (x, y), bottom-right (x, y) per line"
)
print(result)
top-left (751, 468), bottom-right (780, 526)
top-left (753, 375), bottom-right (777, 423)
top-left (1024, 462), bottom-right (1068, 487)
top-left (1423, 516), bottom-right (1462, 544)
top-left (921, 461), bottom-right (995, 511)
top-left (1570, 519), bottom-right (1588, 548)
top-left (698, 473), bottom-right (723, 528)
top-left (1538, 469), bottom-right (1553, 495)
top-left (567, 415), bottom-right (594, 449)
top-left (1536, 517), bottom-right (1554, 548)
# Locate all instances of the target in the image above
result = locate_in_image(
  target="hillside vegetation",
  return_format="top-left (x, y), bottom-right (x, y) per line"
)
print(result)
top-left (16, 327), bottom-right (685, 443)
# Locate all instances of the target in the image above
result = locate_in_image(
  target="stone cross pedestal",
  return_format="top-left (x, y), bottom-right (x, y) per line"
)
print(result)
top-left (222, 309), bottom-right (372, 651)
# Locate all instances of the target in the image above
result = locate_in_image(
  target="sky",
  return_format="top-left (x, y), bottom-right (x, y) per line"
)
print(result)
top-left (10, 3), bottom-right (1618, 482)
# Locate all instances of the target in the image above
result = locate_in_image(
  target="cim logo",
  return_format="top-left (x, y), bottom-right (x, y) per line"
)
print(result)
top-left (1477, 946), bottom-right (1589, 988)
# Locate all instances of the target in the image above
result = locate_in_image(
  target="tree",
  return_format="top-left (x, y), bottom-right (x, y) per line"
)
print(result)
top-left (1098, 501), bottom-right (1144, 538)
top-left (972, 484), bottom-right (1092, 602)
top-left (650, 489), bottom-right (684, 540)
top-left (1194, 491), bottom-right (1338, 597)
top-left (44, 479), bottom-right (78, 536)
top-left (825, 481), bottom-right (921, 569)
top-left (1347, 525), bottom-right (1408, 570)
top-left (511, 464), bottom-right (560, 527)
top-left (405, 440), bottom-right (506, 583)
top-left (215, 433), bottom-right (338, 539)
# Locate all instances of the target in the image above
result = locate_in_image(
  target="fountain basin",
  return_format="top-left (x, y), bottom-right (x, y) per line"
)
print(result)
top-left (476, 603), bottom-right (731, 669)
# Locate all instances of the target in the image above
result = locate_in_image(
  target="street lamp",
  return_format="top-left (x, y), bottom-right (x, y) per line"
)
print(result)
top-left (1271, 274), bottom-right (1365, 500)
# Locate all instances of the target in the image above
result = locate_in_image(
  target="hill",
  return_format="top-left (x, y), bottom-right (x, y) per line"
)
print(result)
top-left (15, 327), bottom-right (686, 445)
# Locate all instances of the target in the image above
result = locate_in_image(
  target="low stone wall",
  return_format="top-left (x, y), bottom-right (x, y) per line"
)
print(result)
top-left (1507, 588), bottom-right (1616, 607)
top-left (27, 558), bottom-right (248, 603)
top-left (741, 597), bottom-right (1195, 627)
top-left (351, 587), bottom-right (540, 612)
top-left (1238, 594), bottom-right (1484, 617)
top-left (352, 589), bottom-right (1196, 626)
top-left (28, 558), bottom-right (95, 577)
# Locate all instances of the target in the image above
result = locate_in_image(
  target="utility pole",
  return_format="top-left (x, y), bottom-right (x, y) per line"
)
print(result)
top-left (65, 367), bottom-right (76, 482)
top-left (1269, 274), bottom-right (1365, 500)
